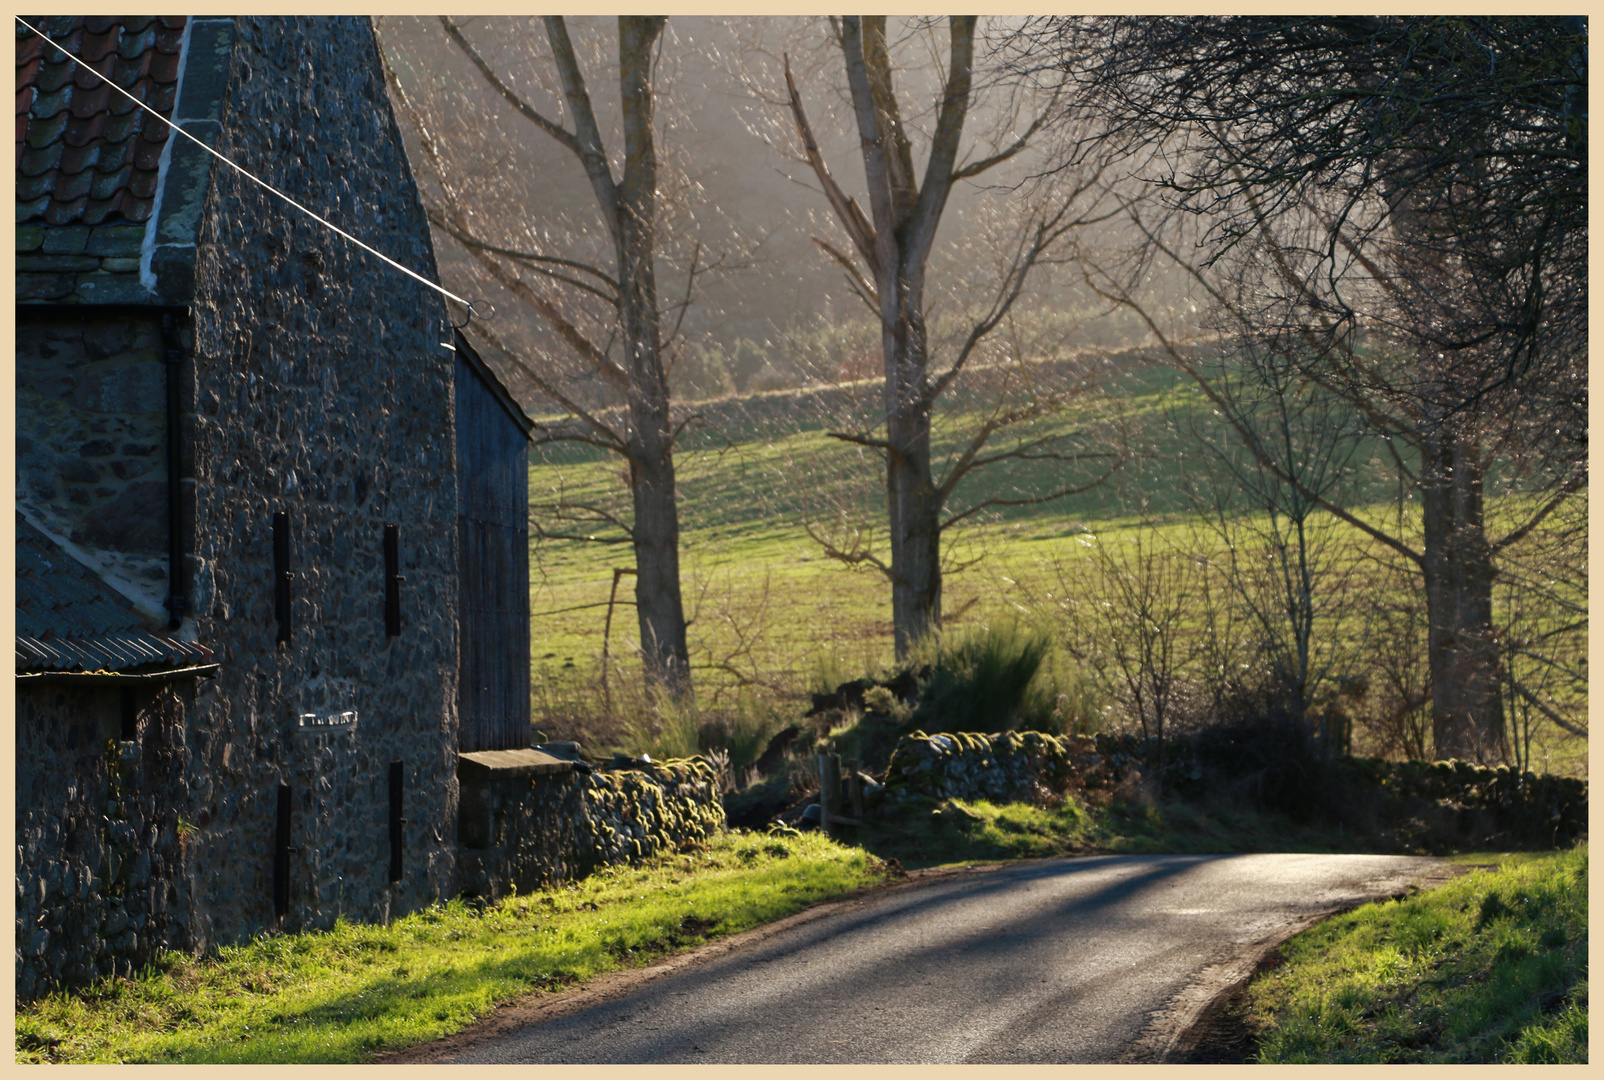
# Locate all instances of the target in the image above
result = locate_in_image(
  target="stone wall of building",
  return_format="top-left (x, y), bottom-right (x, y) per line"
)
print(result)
top-left (14, 310), bottom-right (173, 621)
top-left (14, 680), bottom-right (197, 999)
top-left (172, 15), bottom-right (459, 951)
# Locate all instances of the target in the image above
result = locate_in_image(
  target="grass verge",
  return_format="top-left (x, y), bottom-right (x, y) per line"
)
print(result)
top-left (1246, 844), bottom-right (1587, 1063)
top-left (15, 831), bottom-right (892, 1064)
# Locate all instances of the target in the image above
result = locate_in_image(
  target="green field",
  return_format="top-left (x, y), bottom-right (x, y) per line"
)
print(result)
top-left (522, 358), bottom-right (1586, 774)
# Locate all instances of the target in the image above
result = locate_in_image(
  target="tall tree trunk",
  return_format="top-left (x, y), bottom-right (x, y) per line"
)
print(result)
top-left (1419, 424), bottom-right (1505, 762)
top-left (885, 370), bottom-right (942, 657)
top-left (850, 15), bottom-right (973, 659)
top-left (617, 16), bottom-right (690, 695)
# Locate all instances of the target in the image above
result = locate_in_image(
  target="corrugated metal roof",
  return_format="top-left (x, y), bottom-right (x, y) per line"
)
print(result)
top-left (15, 511), bottom-right (211, 674)
top-left (16, 632), bottom-right (211, 674)
top-left (16, 16), bottom-right (186, 227)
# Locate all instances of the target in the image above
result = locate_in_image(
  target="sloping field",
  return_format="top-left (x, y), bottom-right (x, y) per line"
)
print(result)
top-left (522, 358), bottom-right (1585, 774)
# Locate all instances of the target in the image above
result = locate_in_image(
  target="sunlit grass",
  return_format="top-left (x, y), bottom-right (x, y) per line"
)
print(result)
top-left (14, 831), bottom-right (890, 1064)
top-left (1247, 844), bottom-right (1588, 1063)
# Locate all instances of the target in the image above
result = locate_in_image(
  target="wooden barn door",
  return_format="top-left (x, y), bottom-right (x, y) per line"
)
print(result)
top-left (454, 337), bottom-right (532, 751)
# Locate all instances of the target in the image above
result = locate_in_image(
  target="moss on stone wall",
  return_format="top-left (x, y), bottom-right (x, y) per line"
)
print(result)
top-left (571, 757), bottom-right (726, 876)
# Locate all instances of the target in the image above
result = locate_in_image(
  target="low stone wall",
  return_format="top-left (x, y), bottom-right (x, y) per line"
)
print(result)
top-left (884, 730), bottom-right (1092, 804)
top-left (457, 755), bottom-right (725, 902)
top-left (882, 729), bottom-right (1588, 848)
top-left (571, 760), bottom-right (726, 876)
top-left (1345, 757), bottom-right (1588, 845)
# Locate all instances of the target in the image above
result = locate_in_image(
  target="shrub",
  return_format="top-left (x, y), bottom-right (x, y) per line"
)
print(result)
top-left (909, 621), bottom-right (1058, 735)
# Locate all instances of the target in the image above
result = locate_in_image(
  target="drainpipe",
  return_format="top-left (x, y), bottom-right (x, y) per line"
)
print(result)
top-left (160, 310), bottom-right (188, 631)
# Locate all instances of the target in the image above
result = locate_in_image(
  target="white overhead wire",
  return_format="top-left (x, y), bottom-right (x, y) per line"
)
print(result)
top-left (16, 16), bottom-right (474, 311)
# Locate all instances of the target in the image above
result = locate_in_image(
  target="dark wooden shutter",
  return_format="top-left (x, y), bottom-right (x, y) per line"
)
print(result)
top-left (454, 341), bottom-right (531, 752)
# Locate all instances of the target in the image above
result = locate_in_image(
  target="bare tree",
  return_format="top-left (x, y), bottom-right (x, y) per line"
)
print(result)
top-left (380, 17), bottom-right (695, 696)
top-left (772, 16), bottom-right (1118, 658)
top-left (1180, 340), bottom-right (1371, 743)
top-left (1057, 521), bottom-right (1204, 786)
top-left (1023, 17), bottom-right (1587, 761)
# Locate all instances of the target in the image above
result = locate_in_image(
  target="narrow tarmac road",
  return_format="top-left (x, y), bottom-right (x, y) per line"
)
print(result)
top-left (439, 852), bottom-right (1451, 1064)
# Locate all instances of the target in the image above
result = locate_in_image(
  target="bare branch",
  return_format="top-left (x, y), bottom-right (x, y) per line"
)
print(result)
top-left (825, 429), bottom-right (894, 452)
top-left (439, 17), bottom-right (581, 157)
top-left (811, 236), bottom-right (881, 315)
top-left (429, 212), bottom-right (619, 304)
top-left (952, 103), bottom-right (1051, 180)
top-left (783, 54), bottom-right (880, 275)
top-left (543, 15), bottom-right (623, 237)
top-left (1508, 675), bottom-right (1588, 738)
top-left (467, 320), bottom-right (627, 455)
top-left (1491, 469), bottom-right (1589, 554)
top-left (942, 463), bottom-right (1124, 529)
top-left (426, 211), bottom-right (619, 290)
top-left (460, 243), bottom-right (631, 391)
top-left (802, 518), bottom-right (892, 579)
top-left (1083, 262), bottom-right (1425, 567)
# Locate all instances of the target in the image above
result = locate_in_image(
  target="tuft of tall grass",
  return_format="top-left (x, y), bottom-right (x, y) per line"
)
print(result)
top-left (618, 692), bottom-right (791, 786)
top-left (909, 621), bottom-right (1061, 735)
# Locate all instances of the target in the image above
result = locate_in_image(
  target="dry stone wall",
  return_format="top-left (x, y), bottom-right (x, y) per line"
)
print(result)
top-left (458, 758), bottom-right (726, 902)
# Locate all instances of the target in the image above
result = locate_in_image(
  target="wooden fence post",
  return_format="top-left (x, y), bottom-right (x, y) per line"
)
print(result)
top-left (819, 752), bottom-right (842, 841)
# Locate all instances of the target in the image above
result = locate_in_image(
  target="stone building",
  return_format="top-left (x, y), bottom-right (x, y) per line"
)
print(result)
top-left (14, 16), bottom-right (537, 997)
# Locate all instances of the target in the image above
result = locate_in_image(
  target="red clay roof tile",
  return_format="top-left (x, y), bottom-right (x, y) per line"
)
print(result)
top-left (71, 56), bottom-right (117, 91)
top-left (131, 137), bottom-right (163, 173)
top-left (68, 82), bottom-right (110, 119)
top-left (121, 193), bottom-right (154, 221)
top-left (18, 142), bottom-right (63, 178)
top-left (16, 15), bottom-right (186, 228)
top-left (100, 110), bottom-right (141, 144)
top-left (79, 26), bottom-right (119, 64)
top-left (126, 168), bottom-right (157, 199)
top-left (33, 58), bottom-right (75, 94)
top-left (62, 110), bottom-right (107, 149)
top-left (90, 164), bottom-right (132, 200)
top-left (17, 170), bottom-right (54, 202)
top-left (148, 51), bottom-right (180, 85)
top-left (43, 194), bottom-right (87, 225)
top-left (53, 166), bottom-right (92, 202)
top-left (82, 194), bottom-right (117, 225)
top-left (57, 140), bottom-right (99, 175)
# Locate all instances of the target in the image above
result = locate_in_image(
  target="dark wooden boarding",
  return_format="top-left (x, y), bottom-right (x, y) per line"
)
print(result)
top-left (453, 329), bottom-right (533, 752)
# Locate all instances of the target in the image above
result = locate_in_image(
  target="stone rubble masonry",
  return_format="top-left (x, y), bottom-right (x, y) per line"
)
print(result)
top-left (14, 682), bottom-right (196, 1000)
top-left (175, 15), bottom-right (460, 955)
top-left (457, 757), bottom-right (727, 903)
top-left (14, 16), bottom-right (457, 999)
top-left (15, 310), bottom-right (172, 614)
top-left (883, 730), bottom-right (1110, 805)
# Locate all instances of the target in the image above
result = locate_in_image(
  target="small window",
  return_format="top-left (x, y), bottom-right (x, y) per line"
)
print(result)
top-left (384, 524), bottom-right (402, 637)
top-left (273, 511), bottom-right (293, 644)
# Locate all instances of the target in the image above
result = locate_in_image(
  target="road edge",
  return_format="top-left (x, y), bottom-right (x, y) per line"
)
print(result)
top-left (371, 860), bottom-right (1005, 1064)
top-left (1120, 859), bottom-right (1469, 1064)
